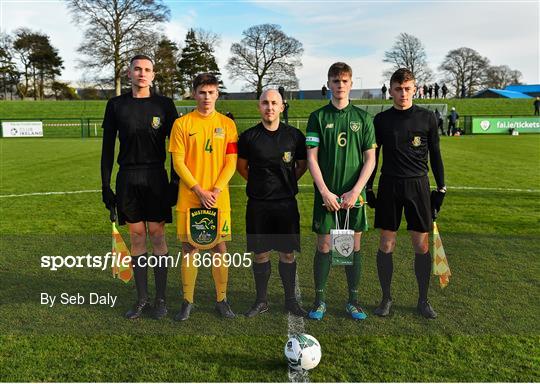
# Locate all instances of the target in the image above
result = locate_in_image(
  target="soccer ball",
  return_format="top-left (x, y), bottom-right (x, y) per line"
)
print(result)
top-left (284, 333), bottom-right (321, 371)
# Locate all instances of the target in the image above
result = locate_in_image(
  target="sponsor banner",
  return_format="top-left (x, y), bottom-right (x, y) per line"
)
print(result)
top-left (472, 117), bottom-right (540, 134)
top-left (2, 121), bottom-right (44, 137)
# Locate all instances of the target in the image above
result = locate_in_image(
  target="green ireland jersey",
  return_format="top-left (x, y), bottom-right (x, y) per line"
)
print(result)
top-left (306, 102), bottom-right (377, 196)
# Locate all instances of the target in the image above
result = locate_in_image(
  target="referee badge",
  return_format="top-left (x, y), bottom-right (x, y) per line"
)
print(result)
top-left (412, 136), bottom-right (421, 147)
top-left (187, 208), bottom-right (219, 250)
top-left (282, 151), bottom-right (292, 163)
top-left (349, 121), bottom-right (360, 132)
top-left (151, 116), bottom-right (161, 129)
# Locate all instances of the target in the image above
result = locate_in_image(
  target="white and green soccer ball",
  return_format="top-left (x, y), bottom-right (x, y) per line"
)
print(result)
top-left (284, 333), bottom-right (321, 371)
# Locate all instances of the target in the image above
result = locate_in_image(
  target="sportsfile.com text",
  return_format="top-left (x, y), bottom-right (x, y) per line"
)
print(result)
top-left (40, 252), bottom-right (252, 271)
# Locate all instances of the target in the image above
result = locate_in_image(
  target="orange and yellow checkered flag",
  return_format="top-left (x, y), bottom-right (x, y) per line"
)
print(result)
top-left (432, 221), bottom-right (451, 288)
top-left (112, 222), bottom-right (133, 283)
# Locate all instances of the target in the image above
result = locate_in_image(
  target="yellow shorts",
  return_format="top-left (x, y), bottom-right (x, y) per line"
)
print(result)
top-left (177, 209), bottom-right (231, 244)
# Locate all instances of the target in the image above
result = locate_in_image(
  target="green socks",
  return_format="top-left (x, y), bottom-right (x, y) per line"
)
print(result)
top-left (313, 250), bottom-right (331, 303)
top-left (345, 251), bottom-right (362, 303)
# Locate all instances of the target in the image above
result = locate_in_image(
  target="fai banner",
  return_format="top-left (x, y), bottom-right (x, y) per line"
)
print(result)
top-left (187, 207), bottom-right (219, 250)
top-left (2, 121), bottom-right (44, 137)
top-left (472, 117), bottom-right (540, 134)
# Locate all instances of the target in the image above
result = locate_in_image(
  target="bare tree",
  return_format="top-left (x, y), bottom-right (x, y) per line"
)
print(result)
top-left (439, 47), bottom-right (489, 97)
top-left (67, 0), bottom-right (170, 96)
top-left (383, 32), bottom-right (433, 84)
top-left (226, 24), bottom-right (303, 98)
top-left (194, 28), bottom-right (221, 50)
top-left (484, 65), bottom-right (522, 89)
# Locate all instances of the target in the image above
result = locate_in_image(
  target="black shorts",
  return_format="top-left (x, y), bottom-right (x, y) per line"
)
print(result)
top-left (374, 175), bottom-right (431, 233)
top-left (115, 167), bottom-right (172, 225)
top-left (246, 198), bottom-right (300, 254)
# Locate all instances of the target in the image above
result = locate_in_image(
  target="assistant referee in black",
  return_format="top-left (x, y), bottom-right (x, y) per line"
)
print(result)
top-left (237, 89), bottom-right (308, 318)
top-left (366, 68), bottom-right (446, 319)
top-left (101, 54), bottom-right (178, 320)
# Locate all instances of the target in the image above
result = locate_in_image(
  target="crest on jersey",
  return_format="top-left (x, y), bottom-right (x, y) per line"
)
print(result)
top-left (282, 151), bottom-right (292, 163)
top-left (349, 121), bottom-right (360, 132)
top-left (214, 127), bottom-right (225, 138)
top-left (187, 208), bottom-right (219, 250)
top-left (412, 136), bottom-right (421, 147)
top-left (151, 116), bottom-right (161, 129)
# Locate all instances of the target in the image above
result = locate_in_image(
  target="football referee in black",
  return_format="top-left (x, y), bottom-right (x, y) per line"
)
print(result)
top-left (366, 68), bottom-right (446, 319)
top-left (237, 89), bottom-right (308, 318)
top-left (101, 55), bottom-right (179, 320)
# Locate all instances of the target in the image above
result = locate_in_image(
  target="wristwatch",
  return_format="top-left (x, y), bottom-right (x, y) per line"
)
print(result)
top-left (438, 186), bottom-right (447, 193)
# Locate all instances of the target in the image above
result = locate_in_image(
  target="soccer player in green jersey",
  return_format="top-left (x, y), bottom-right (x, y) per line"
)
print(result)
top-left (305, 62), bottom-right (377, 320)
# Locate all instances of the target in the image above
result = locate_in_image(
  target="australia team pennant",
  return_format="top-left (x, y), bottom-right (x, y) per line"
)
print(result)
top-left (110, 207), bottom-right (133, 283)
top-left (432, 221), bottom-right (451, 288)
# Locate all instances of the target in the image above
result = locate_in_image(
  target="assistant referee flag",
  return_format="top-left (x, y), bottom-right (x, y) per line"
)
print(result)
top-left (432, 222), bottom-right (451, 288)
top-left (112, 222), bottom-right (133, 283)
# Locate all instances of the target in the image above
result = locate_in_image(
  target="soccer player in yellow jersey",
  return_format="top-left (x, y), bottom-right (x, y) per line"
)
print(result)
top-left (169, 73), bottom-right (238, 320)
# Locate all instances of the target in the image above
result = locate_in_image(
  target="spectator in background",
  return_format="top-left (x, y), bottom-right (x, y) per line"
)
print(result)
top-left (447, 107), bottom-right (459, 136)
top-left (534, 97), bottom-right (539, 116)
top-left (423, 85), bottom-right (428, 99)
top-left (381, 84), bottom-right (387, 100)
top-left (418, 85), bottom-right (424, 99)
top-left (283, 99), bottom-right (290, 124)
top-left (434, 109), bottom-right (444, 135)
top-left (441, 84), bottom-right (448, 99)
top-left (322, 84), bottom-right (327, 99)
top-left (428, 85), bottom-right (433, 99)
top-left (461, 86), bottom-right (466, 98)
top-left (434, 83), bottom-right (440, 98)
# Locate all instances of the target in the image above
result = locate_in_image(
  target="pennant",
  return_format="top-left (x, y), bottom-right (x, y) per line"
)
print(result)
top-left (112, 222), bottom-right (133, 283)
top-left (432, 221), bottom-right (451, 288)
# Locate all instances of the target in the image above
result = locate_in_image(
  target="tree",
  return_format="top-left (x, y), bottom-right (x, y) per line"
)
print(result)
top-left (13, 29), bottom-right (63, 99)
top-left (484, 65), bottom-right (522, 89)
top-left (0, 32), bottom-right (19, 99)
top-left (439, 47), bottom-right (489, 97)
top-left (177, 28), bottom-right (224, 96)
top-left (226, 24), bottom-right (303, 98)
top-left (29, 34), bottom-right (63, 99)
top-left (153, 37), bottom-right (180, 98)
top-left (51, 81), bottom-right (79, 100)
top-left (12, 28), bottom-right (34, 98)
top-left (67, 0), bottom-right (170, 96)
top-left (383, 33), bottom-right (433, 84)
top-left (194, 28), bottom-right (220, 48)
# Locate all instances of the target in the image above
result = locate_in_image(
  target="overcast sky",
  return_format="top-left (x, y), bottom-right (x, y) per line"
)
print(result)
top-left (1, 0), bottom-right (538, 92)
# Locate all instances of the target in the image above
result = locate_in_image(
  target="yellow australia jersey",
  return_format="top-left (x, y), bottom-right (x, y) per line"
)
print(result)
top-left (169, 110), bottom-right (238, 213)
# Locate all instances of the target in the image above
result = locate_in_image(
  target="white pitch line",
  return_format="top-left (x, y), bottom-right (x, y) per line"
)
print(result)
top-left (287, 272), bottom-right (310, 383)
top-left (2, 184), bottom-right (539, 198)
top-left (232, 184), bottom-right (540, 192)
top-left (0, 190), bottom-right (101, 198)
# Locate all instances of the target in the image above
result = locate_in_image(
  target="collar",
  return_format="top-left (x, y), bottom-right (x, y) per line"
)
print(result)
top-left (328, 100), bottom-right (353, 113)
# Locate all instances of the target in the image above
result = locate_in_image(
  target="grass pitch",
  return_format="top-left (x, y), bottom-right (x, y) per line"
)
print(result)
top-left (0, 131), bottom-right (539, 381)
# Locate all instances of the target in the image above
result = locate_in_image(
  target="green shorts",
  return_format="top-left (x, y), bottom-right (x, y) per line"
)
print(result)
top-left (311, 191), bottom-right (369, 234)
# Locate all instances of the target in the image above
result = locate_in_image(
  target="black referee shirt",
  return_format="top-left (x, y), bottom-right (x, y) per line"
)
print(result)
top-left (101, 92), bottom-right (178, 186)
top-left (238, 122), bottom-right (307, 200)
top-left (373, 105), bottom-right (444, 188)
